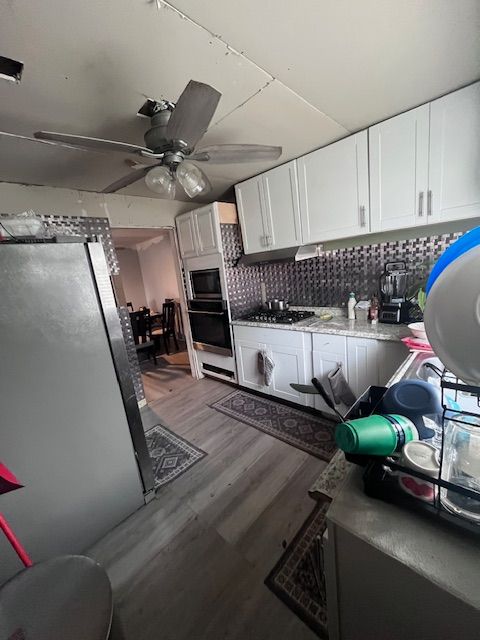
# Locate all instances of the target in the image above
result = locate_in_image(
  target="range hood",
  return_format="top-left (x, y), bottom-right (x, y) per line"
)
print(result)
top-left (237, 244), bottom-right (323, 266)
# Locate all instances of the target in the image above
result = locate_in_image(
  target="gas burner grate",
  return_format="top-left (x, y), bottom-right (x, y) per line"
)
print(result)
top-left (242, 309), bottom-right (315, 324)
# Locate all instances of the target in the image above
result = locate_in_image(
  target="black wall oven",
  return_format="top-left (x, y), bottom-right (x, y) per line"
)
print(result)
top-left (188, 299), bottom-right (232, 356)
top-left (190, 268), bottom-right (222, 300)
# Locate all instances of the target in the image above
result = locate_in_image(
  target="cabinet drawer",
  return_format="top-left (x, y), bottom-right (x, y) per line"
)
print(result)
top-left (233, 325), bottom-right (308, 349)
top-left (312, 333), bottom-right (347, 356)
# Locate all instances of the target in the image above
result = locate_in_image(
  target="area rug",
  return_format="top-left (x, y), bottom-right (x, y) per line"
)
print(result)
top-left (145, 424), bottom-right (207, 489)
top-left (211, 389), bottom-right (336, 461)
top-left (266, 499), bottom-right (331, 638)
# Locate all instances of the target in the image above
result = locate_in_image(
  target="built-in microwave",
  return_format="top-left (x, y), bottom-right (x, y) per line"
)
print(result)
top-left (190, 268), bottom-right (222, 300)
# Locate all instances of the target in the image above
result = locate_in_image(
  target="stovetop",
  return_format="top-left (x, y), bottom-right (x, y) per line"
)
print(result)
top-left (242, 309), bottom-right (315, 324)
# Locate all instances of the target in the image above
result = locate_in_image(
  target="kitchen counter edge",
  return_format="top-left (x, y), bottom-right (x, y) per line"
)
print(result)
top-left (230, 317), bottom-right (410, 342)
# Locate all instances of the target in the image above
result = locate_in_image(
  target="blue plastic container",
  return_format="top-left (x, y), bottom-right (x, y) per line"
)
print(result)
top-left (426, 226), bottom-right (480, 294)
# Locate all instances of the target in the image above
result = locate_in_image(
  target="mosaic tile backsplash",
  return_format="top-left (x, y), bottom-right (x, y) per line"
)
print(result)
top-left (220, 224), bottom-right (463, 319)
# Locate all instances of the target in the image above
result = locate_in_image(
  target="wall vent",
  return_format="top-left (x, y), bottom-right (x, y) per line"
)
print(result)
top-left (0, 56), bottom-right (24, 83)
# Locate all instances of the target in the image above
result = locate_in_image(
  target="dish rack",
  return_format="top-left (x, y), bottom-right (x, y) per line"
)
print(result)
top-left (346, 371), bottom-right (480, 536)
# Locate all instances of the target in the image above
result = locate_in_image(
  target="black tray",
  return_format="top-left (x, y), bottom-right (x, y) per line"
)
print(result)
top-left (344, 385), bottom-right (480, 537)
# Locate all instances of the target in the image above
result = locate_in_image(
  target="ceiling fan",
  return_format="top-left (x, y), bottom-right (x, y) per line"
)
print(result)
top-left (0, 80), bottom-right (282, 199)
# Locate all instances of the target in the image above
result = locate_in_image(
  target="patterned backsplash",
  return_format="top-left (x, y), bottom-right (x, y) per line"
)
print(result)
top-left (220, 224), bottom-right (462, 319)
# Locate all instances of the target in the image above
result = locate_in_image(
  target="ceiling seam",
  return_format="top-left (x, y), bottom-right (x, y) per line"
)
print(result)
top-left (155, 0), bottom-right (349, 132)
top-left (210, 79), bottom-right (275, 127)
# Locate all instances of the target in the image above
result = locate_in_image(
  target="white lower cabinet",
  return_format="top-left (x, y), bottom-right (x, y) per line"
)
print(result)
top-left (312, 334), bottom-right (348, 416)
top-left (269, 343), bottom-right (310, 405)
top-left (234, 325), bottom-right (312, 406)
top-left (346, 337), bottom-right (408, 398)
top-left (346, 337), bottom-right (380, 398)
top-left (235, 339), bottom-right (267, 393)
top-left (377, 340), bottom-right (409, 386)
top-left (234, 325), bottom-right (407, 409)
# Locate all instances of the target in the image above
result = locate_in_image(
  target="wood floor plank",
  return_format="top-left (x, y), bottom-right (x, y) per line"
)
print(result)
top-left (198, 441), bottom-right (310, 545)
top-left (89, 370), bottom-right (321, 640)
top-left (236, 455), bottom-right (324, 576)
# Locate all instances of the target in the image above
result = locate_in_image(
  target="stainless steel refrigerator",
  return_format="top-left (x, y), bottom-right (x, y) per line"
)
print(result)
top-left (0, 240), bottom-right (154, 585)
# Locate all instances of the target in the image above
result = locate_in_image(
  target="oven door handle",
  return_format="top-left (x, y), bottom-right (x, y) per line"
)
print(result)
top-left (188, 310), bottom-right (226, 316)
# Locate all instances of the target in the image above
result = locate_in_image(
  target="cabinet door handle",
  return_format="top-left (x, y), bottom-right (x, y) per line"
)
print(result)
top-left (260, 235), bottom-right (266, 247)
top-left (359, 205), bottom-right (366, 227)
top-left (427, 190), bottom-right (433, 216)
top-left (266, 235), bottom-right (272, 246)
top-left (418, 191), bottom-right (424, 217)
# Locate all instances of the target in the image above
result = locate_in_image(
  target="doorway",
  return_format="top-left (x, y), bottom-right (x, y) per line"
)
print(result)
top-left (111, 227), bottom-right (193, 403)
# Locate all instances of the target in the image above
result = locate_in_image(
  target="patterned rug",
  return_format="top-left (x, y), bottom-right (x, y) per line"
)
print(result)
top-left (145, 424), bottom-right (207, 489)
top-left (265, 452), bottom-right (349, 638)
top-left (265, 499), bottom-right (331, 638)
top-left (211, 390), bottom-right (336, 461)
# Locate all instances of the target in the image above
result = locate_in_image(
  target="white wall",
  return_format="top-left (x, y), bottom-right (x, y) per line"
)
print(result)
top-left (116, 248), bottom-right (147, 311)
top-left (0, 182), bottom-right (195, 228)
top-left (137, 232), bottom-right (180, 313)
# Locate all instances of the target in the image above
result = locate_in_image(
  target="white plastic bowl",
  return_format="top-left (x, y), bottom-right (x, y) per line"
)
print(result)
top-left (424, 245), bottom-right (480, 385)
top-left (408, 322), bottom-right (427, 341)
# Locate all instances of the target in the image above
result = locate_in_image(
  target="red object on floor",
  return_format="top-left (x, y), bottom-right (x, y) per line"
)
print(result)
top-left (0, 461), bottom-right (32, 567)
top-left (0, 462), bottom-right (23, 495)
top-left (0, 513), bottom-right (33, 567)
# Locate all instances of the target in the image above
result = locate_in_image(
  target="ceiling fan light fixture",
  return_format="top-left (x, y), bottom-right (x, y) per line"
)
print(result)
top-left (176, 161), bottom-right (210, 198)
top-left (144, 165), bottom-right (175, 199)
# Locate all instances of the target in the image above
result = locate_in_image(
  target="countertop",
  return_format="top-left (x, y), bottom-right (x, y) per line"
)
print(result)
top-left (327, 350), bottom-right (480, 610)
top-left (231, 307), bottom-right (410, 342)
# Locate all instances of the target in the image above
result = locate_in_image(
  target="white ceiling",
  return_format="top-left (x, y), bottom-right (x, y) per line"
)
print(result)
top-left (0, 0), bottom-right (479, 203)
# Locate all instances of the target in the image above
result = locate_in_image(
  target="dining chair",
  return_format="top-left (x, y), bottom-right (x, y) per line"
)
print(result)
top-left (151, 301), bottom-right (179, 355)
top-left (129, 309), bottom-right (157, 365)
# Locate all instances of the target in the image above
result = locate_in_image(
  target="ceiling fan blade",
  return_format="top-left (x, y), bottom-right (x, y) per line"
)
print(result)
top-left (102, 167), bottom-right (151, 193)
top-left (125, 158), bottom-right (161, 170)
top-left (34, 131), bottom-right (152, 156)
top-left (0, 130), bottom-right (91, 152)
top-left (166, 80), bottom-right (221, 148)
top-left (190, 144), bottom-right (282, 164)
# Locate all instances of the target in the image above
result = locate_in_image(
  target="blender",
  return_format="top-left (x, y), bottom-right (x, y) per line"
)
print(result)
top-left (379, 261), bottom-right (410, 324)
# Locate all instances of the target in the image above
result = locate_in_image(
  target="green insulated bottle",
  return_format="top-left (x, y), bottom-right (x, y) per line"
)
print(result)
top-left (335, 414), bottom-right (419, 456)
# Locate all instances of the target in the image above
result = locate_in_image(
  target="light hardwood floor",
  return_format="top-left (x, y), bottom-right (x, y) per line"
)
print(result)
top-left (140, 350), bottom-right (192, 403)
top-left (89, 375), bottom-right (325, 640)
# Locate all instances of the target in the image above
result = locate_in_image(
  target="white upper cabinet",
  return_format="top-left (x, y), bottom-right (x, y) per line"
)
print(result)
top-left (235, 175), bottom-right (267, 254)
top-left (194, 205), bottom-right (219, 256)
top-left (176, 205), bottom-right (221, 258)
top-left (369, 105), bottom-right (430, 232)
top-left (235, 160), bottom-right (301, 254)
top-left (262, 162), bottom-right (302, 250)
top-left (297, 131), bottom-right (370, 243)
top-left (429, 82), bottom-right (480, 223)
top-left (233, 82), bottom-right (480, 248)
top-left (176, 212), bottom-right (198, 258)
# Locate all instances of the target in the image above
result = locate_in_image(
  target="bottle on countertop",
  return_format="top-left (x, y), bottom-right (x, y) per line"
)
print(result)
top-left (369, 293), bottom-right (379, 323)
top-left (335, 414), bottom-right (419, 456)
top-left (347, 292), bottom-right (357, 320)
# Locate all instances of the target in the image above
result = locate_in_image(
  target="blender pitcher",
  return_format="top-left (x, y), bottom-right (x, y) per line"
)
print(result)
top-left (441, 414), bottom-right (480, 523)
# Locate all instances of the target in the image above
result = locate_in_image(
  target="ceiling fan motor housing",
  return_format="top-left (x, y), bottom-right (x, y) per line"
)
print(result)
top-left (143, 109), bottom-right (172, 153)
